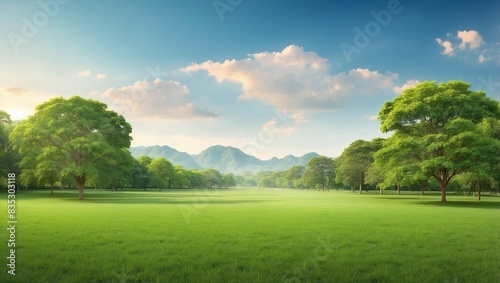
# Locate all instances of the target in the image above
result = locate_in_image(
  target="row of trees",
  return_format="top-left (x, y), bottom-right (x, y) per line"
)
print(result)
top-left (129, 156), bottom-right (235, 190)
top-left (374, 81), bottom-right (499, 201)
top-left (1, 81), bottom-right (498, 202)
top-left (0, 97), bottom-right (235, 200)
top-left (334, 81), bottom-right (499, 202)
top-left (236, 81), bottom-right (500, 202)
top-left (250, 156), bottom-right (335, 190)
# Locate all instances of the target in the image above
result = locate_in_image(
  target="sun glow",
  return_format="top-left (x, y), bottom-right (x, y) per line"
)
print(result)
top-left (6, 108), bottom-right (28, 121)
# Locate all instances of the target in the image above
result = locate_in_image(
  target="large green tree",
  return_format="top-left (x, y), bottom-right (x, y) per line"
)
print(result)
top-left (147, 157), bottom-right (175, 191)
top-left (202, 168), bottom-right (223, 188)
top-left (285, 166), bottom-right (305, 189)
top-left (371, 135), bottom-right (429, 195)
top-left (335, 139), bottom-right (383, 193)
top-left (303, 156), bottom-right (335, 191)
top-left (378, 81), bottom-right (500, 202)
top-left (11, 96), bottom-right (133, 200)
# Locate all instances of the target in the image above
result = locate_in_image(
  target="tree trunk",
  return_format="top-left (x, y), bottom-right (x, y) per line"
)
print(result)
top-left (359, 181), bottom-right (362, 194)
top-left (439, 180), bottom-right (447, 202)
top-left (421, 183), bottom-right (426, 195)
top-left (51, 184), bottom-right (54, 194)
top-left (78, 182), bottom-right (84, 200)
top-left (396, 184), bottom-right (401, 195)
top-left (477, 180), bottom-right (481, 201)
top-left (380, 187), bottom-right (383, 195)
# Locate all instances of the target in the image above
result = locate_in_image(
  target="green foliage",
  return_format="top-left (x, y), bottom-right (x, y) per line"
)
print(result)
top-left (0, 112), bottom-right (21, 183)
top-left (302, 156), bottom-right (335, 191)
top-left (285, 166), bottom-right (305, 188)
top-left (10, 96), bottom-right (133, 199)
top-left (147, 157), bottom-right (175, 190)
top-left (256, 171), bottom-right (278, 188)
top-left (336, 139), bottom-right (383, 193)
top-left (130, 158), bottom-right (150, 189)
top-left (378, 80), bottom-right (500, 201)
top-left (201, 168), bottom-right (223, 188)
top-left (171, 165), bottom-right (192, 188)
top-left (221, 173), bottom-right (236, 188)
top-left (0, 110), bottom-right (12, 125)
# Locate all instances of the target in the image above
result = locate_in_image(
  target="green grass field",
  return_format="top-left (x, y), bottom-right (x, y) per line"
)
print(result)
top-left (1, 188), bottom-right (499, 283)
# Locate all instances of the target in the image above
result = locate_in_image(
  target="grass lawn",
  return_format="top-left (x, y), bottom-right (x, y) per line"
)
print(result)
top-left (1, 188), bottom-right (499, 282)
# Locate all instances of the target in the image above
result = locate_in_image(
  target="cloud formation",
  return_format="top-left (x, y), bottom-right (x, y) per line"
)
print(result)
top-left (78, 70), bottom-right (91, 77)
top-left (180, 45), bottom-right (410, 111)
top-left (392, 79), bottom-right (420, 94)
top-left (457, 30), bottom-right (485, 51)
top-left (436, 30), bottom-right (497, 63)
top-left (103, 79), bottom-right (218, 120)
top-left (78, 70), bottom-right (108, 79)
top-left (261, 120), bottom-right (295, 136)
top-left (3, 86), bottom-right (27, 95)
top-left (436, 38), bottom-right (455, 56)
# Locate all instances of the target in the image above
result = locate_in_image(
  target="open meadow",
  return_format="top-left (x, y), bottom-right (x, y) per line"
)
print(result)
top-left (1, 188), bottom-right (499, 283)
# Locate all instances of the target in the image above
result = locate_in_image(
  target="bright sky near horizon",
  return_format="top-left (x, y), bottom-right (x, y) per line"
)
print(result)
top-left (1, 0), bottom-right (499, 159)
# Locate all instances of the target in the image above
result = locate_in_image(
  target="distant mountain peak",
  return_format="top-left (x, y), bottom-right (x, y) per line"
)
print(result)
top-left (129, 144), bottom-right (320, 174)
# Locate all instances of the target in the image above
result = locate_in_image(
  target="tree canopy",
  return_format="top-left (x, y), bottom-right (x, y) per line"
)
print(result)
top-left (11, 96), bottom-right (133, 200)
top-left (335, 138), bottom-right (383, 193)
top-left (378, 81), bottom-right (500, 201)
top-left (303, 156), bottom-right (335, 191)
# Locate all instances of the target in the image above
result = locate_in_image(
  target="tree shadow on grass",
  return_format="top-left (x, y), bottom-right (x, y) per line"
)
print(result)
top-left (62, 197), bottom-right (267, 205)
top-left (377, 197), bottom-right (422, 200)
top-left (412, 200), bottom-right (500, 210)
top-left (14, 190), bottom-right (231, 201)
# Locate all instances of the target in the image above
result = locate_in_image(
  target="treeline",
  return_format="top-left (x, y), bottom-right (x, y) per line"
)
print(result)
top-left (236, 136), bottom-right (499, 197)
top-left (126, 156), bottom-right (236, 190)
top-left (0, 99), bottom-right (237, 197)
top-left (235, 156), bottom-right (339, 190)
top-left (1, 81), bottom-right (499, 202)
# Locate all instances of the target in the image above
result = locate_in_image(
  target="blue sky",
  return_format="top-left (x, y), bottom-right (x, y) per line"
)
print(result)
top-left (1, 0), bottom-right (499, 159)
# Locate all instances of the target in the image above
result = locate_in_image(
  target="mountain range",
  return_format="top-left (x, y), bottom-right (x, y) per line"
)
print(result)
top-left (129, 145), bottom-right (320, 174)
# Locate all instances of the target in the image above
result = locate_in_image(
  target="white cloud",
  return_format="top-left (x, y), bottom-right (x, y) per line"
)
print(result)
top-left (436, 30), bottom-right (498, 63)
top-left (78, 70), bottom-right (107, 79)
top-left (3, 86), bottom-right (26, 95)
top-left (180, 45), bottom-right (407, 111)
top-left (292, 112), bottom-right (308, 123)
top-left (392, 79), bottom-right (421, 94)
top-left (96, 73), bottom-right (107, 80)
top-left (457, 30), bottom-right (485, 51)
top-left (77, 70), bottom-right (91, 77)
top-left (261, 120), bottom-right (295, 136)
top-left (102, 79), bottom-right (218, 120)
top-left (367, 115), bottom-right (378, 121)
top-left (436, 38), bottom-right (455, 56)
